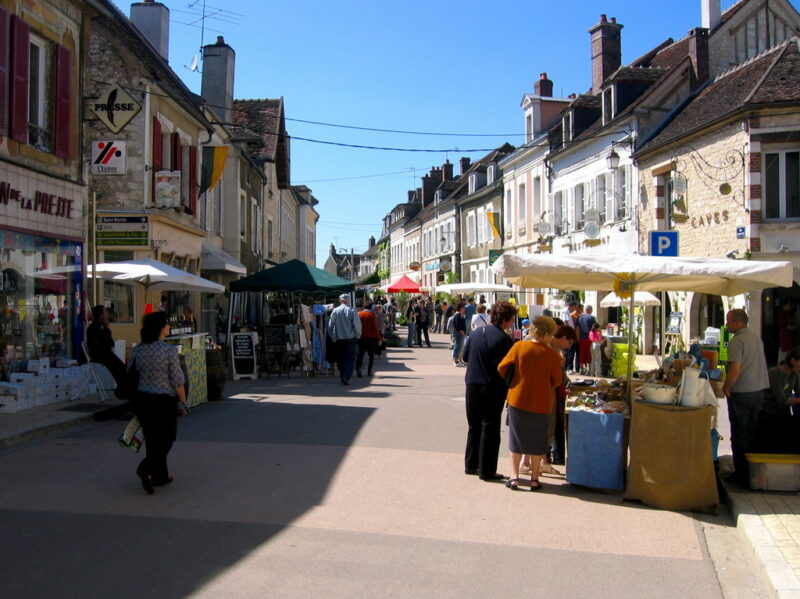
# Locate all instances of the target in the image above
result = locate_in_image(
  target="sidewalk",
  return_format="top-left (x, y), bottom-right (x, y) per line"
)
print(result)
top-left (1, 349), bottom-right (799, 597)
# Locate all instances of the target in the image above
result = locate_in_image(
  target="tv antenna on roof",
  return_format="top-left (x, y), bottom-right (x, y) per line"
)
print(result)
top-left (174, 0), bottom-right (243, 73)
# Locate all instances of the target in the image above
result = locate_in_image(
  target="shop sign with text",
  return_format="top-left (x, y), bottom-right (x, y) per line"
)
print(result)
top-left (91, 141), bottom-right (127, 175)
top-left (0, 180), bottom-right (75, 219)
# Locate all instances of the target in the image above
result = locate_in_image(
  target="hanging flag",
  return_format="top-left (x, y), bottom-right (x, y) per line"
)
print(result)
top-left (486, 210), bottom-right (501, 239)
top-left (199, 146), bottom-right (229, 196)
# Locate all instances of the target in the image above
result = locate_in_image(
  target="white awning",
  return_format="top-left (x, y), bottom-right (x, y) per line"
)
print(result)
top-left (200, 243), bottom-right (247, 275)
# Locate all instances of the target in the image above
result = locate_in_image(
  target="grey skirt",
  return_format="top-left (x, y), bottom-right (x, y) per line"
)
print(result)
top-left (507, 405), bottom-right (550, 454)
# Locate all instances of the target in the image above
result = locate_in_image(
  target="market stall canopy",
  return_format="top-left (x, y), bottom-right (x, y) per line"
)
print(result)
top-left (600, 291), bottom-right (661, 308)
top-left (94, 259), bottom-right (225, 293)
top-left (229, 259), bottom-right (354, 293)
top-left (385, 274), bottom-right (421, 293)
top-left (492, 254), bottom-right (794, 296)
top-left (436, 282), bottom-right (514, 295)
top-left (200, 243), bottom-right (246, 275)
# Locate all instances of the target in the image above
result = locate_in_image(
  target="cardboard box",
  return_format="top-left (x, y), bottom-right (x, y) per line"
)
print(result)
top-left (747, 454), bottom-right (800, 491)
top-left (10, 372), bottom-right (36, 384)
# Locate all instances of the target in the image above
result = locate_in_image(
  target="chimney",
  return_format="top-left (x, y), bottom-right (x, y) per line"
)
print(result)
top-left (201, 37), bottom-right (236, 124)
top-left (369, 236), bottom-right (376, 248)
top-left (701, 0), bottom-right (721, 30)
top-left (688, 27), bottom-right (710, 90)
top-left (460, 157), bottom-right (471, 175)
top-left (407, 190), bottom-right (416, 203)
top-left (534, 72), bottom-right (553, 97)
top-left (130, 0), bottom-right (170, 60)
top-left (442, 160), bottom-right (454, 181)
top-left (589, 14), bottom-right (623, 94)
top-left (421, 167), bottom-right (443, 208)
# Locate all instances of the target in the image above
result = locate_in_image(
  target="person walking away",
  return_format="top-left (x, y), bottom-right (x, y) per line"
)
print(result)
top-left (498, 316), bottom-right (563, 491)
top-left (86, 305), bottom-right (127, 388)
top-left (356, 302), bottom-right (379, 377)
top-left (405, 299), bottom-right (418, 347)
top-left (444, 302), bottom-right (455, 347)
top-left (577, 305), bottom-right (596, 375)
top-left (722, 309), bottom-right (769, 484)
top-left (130, 311), bottom-right (188, 494)
top-left (465, 298), bottom-right (477, 329)
top-left (548, 325), bottom-right (577, 466)
top-left (755, 347), bottom-right (800, 453)
top-left (463, 301), bottom-right (517, 480)
top-left (374, 303), bottom-right (386, 358)
top-left (329, 294), bottom-right (362, 385)
top-left (387, 299), bottom-right (397, 331)
top-left (417, 299), bottom-right (432, 347)
top-left (451, 302), bottom-right (468, 366)
top-left (471, 304), bottom-right (490, 331)
top-left (589, 322), bottom-right (605, 377)
top-left (433, 301), bottom-right (443, 333)
top-left (560, 302), bottom-right (578, 372)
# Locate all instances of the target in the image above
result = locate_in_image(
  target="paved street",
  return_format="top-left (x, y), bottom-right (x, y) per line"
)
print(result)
top-left (0, 332), bottom-right (770, 599)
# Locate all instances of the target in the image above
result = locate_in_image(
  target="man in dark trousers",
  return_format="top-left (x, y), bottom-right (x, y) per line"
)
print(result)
top-left (722, 308), bottom-right (769, 484)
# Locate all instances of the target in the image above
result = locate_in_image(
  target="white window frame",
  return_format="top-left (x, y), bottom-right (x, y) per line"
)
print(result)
top-left (28, 34), bottom-right (53, 150)
top-left (595, 174), bottom-right (607, 224)
top-left (504, 189), bottom-right (512, 238)
top-left (574, 183), bottom-right (585, 230)
top-left (764, 147), bottom-right (800, 221)
top-left (466, 211), bottom-right (477, 247)
top-left (517, 182), bottom-right (527, 234)
top-left (532, 177), bottom-right (542, 224)
top-left (477, 206), bottom-right (487, 243)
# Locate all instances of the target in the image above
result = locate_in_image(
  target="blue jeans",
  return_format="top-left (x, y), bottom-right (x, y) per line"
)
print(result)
top-left (452, 332), bottom-right (465, 362)
top-left (335, 338), bottom-right (357, 380)
top-left (406, 322), bottom-right (416, 347)
top-left (727, 390), bottom-right (763, 481)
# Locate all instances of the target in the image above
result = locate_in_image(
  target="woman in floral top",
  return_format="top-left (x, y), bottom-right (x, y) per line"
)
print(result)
top-left (129, 311), bottom-right (187, 494)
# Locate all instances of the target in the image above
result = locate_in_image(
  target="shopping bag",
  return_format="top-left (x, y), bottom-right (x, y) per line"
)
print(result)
top-left (118, 416), bottom-right (144, 453)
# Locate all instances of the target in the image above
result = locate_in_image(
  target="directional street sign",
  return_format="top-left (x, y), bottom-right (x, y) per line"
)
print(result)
top-left (96, 215), bottom-right (149, 247)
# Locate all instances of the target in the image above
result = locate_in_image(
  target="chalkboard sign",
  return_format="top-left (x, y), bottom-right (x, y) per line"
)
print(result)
top-left (231, 332), bottom-right (258, 380)
top-left (264, 324), bottom-right (285, 347)
top-left (666, 311), bottom-right (683, 334)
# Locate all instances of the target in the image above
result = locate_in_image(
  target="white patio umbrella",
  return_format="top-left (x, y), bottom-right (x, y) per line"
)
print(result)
top-left (600, 291), bottom-right (661, 308)
top-left (436, 282), bottom-right (514, 295)
top-left (94, 258), bottom-right (225, 294)
top-left (493, 253), bottom-right (794, 397)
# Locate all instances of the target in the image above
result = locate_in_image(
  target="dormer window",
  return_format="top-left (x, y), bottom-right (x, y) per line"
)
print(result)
top-left (435, 189), bottom-right (445, 204)
top-left (602, 86), bottom-right (615, 125)
top-left (487, 164), bottom-right (496, 184)
top-left (469, 172), bottom-right (477, 194)
top-left (562, 112), bottom-right (573, 145)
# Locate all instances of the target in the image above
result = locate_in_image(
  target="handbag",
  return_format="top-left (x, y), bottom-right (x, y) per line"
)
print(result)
top-left (115, 357), bottom-right (139, 401)
top-left (118, 416), bottom-right (143, 452)
top-left (503, 363), bottom-right (516, 387)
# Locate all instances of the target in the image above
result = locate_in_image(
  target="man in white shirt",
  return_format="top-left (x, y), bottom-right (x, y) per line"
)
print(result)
top-left (329, 294), bottom-right (361, 385)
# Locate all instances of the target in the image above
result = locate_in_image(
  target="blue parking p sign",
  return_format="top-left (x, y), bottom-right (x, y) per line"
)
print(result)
top-left (650, 231), bottom-right (679, 257)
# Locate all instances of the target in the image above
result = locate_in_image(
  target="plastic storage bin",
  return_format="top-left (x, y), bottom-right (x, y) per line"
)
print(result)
top-left (746, 453), bottom-right (800, 491)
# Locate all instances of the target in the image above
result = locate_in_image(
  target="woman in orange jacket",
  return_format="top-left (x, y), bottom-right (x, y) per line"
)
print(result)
top-left (498, 315), bottom-right (563, 491)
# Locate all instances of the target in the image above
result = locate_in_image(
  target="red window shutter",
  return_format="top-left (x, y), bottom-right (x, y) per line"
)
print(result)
top-left (188, 145), bottom-right (198, 215)
top-left (9, 15), bottom-right (29, 144)
top-left (170, 132), bottom-right (181, 171)
top-left (54, 44), bottom-right (72, 158)
top-left (0, 7), bottom-right (10, 137)
top-left (151, 116), bottom-right (162, 204)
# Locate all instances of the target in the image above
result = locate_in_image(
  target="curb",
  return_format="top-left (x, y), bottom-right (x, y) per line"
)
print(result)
top-left (0, 411), bottom-right (98, 450)
top-left (721, 477), bottom-right (800, 599)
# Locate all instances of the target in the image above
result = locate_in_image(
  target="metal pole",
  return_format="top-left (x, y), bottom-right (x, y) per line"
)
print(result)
top-left (626, 287), bottom-right (636, 404)
top-left (91, 192), bottom-right (98, 306)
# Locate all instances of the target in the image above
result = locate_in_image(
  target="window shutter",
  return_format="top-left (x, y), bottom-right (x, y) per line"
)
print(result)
top-left (54, 44), bottom-right (72, 158)
top-left (151, 116), bottom-right (162, 204)
top-left (188, 145), bottom-right (197, 215)
top-left (170, 132), bottom-right (181, 170)
top-left (9, 15), bottom-right (29, 144)
top-left (0, 7), bottom-right (9, 137)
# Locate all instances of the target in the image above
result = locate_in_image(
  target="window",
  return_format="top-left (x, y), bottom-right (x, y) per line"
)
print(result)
top-left (504, 189), bottom-right (512, 238)
top-left (28, 35), bottom-right (52, 150)
top-left (765, 150), bottom-right (800, 220)
top-left (664, 173), bottom-right (675, 229)
top-left (554, 191), bottom-right (564, 234)
top-left (602, 86), bottom-right (614, 125)
top-left (616, 166), bottom-right (628, 220)
top-left (532, 177), bottom-right (542, 223)
top-left (518, 183), bottom-right (527, 233)
top-left (595, 174), bottom-right (607, 224)
top-left (487, 164), bottom-right (496, 184)
top-left (103, 281), bottom-right (134, 324)
top-left (562, 112), bottom-right (573, 144)
top-left (267, 219), bottom-right (273, 257)
top-left (477, 206), bottom-right (487, 243)
top-left (466, 211), bottom-right (476, 247)
top-left (573, 183), bottom-right (585, 230)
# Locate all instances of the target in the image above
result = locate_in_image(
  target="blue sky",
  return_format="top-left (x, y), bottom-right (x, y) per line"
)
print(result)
top-left (158, 0), bottom-right (798, 266)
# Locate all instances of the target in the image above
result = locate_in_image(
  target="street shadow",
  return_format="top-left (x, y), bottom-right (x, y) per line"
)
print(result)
top-left (0, 398), bottom-right (376, 599)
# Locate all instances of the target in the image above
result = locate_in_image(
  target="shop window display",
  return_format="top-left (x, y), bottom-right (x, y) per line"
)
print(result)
top-left (103, 280), bottom-right (134, 323)
top-left (0, 232), bottom-right (84, 381)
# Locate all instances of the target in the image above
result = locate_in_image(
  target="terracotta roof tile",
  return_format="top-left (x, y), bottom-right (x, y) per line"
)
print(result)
top-left (232, 99), bottom-right (283, 159)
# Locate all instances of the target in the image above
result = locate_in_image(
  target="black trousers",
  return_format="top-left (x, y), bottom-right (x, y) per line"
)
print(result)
top-left (465, 383), bottom-right (506, 478)
top-left (417, 323), bottom-right (430, 346)
top-left (93, 351), bottom-right (127, 387)
top-left (134, 392), bottom-right (178, 484)
top-left (356, 337), bottom-right (377, 374)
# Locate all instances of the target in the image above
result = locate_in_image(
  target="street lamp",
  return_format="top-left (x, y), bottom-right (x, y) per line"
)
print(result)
top-left (606, 150), bottom-right (620, 170)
